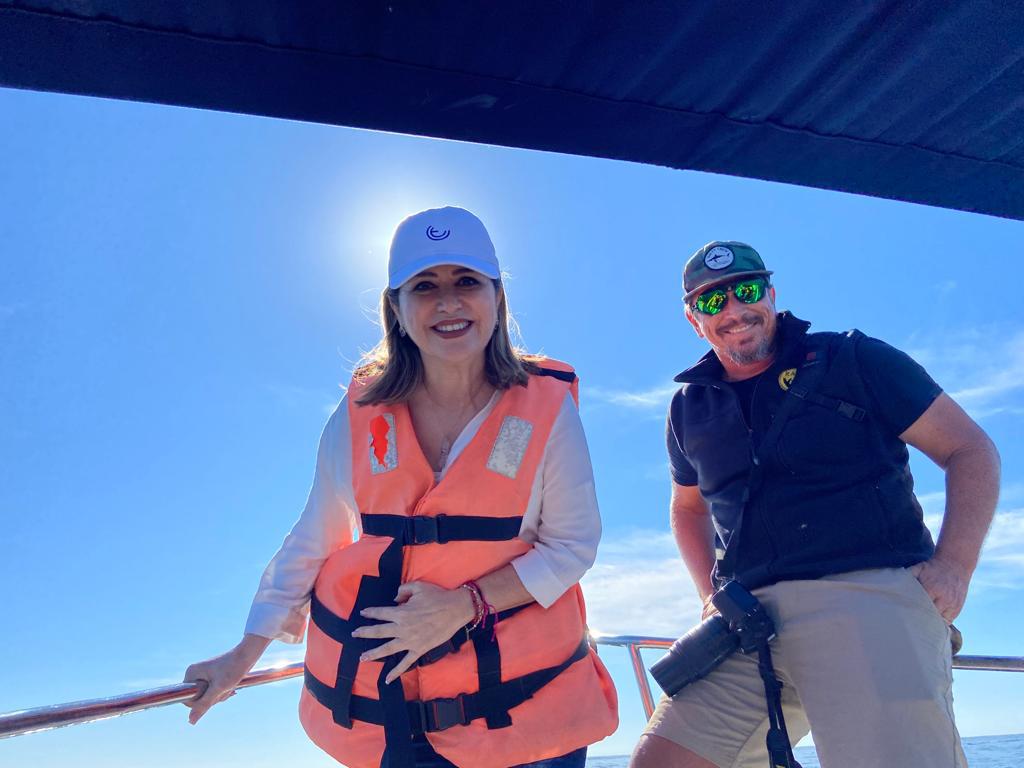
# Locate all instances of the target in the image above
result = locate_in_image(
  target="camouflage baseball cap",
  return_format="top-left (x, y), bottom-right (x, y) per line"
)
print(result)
top-left (683, 241), bottom-right (773, 302)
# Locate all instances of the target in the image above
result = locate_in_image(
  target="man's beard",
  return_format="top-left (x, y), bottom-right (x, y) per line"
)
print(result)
top-left (725, 335), bottom-right (776, 365)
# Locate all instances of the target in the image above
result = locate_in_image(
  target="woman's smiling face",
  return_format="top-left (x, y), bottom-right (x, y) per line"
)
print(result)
top-left (392, 264), bottom-right (499, 367)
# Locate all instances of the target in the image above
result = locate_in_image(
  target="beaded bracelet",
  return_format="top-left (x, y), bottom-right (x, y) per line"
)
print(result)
top-left (460, 582), bottom-right (486, 630)
top-left (466, 579), bottom-right (496, 636)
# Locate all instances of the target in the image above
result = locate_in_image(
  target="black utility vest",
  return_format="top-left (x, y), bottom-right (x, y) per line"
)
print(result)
top-left (671, 313), bottom-right (935, 589)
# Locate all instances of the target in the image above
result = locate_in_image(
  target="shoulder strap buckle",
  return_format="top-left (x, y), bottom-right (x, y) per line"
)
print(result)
top-left (837, 401), bottom-right (866, 422)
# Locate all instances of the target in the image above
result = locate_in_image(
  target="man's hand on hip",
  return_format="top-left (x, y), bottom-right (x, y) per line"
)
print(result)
top-left (910, 555), bottom-right (970, 623)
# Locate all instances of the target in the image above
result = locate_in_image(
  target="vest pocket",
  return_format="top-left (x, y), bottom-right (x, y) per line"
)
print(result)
top-left (776, 406), bottom-right (870, 473)
top-left (770, 483), bottom-right (889, 566)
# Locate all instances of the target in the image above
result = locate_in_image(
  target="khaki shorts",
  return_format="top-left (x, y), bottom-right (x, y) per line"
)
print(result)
top-left (644, 568), bottom-right (966, 768)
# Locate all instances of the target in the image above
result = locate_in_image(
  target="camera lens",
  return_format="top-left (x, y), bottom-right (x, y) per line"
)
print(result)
top-left (650, 615), bottom-right (740, 697)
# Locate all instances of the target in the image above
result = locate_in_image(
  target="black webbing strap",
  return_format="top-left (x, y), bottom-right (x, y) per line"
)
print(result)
top-left (534, 366), bottom-right (577, 383)
top-left (379, 646), bottom-right (415, 768)
top-left (369, 539), bottom-right (413, 767)
top-left (305, 637), bottom-right (591, 735)
top-left (472, 612), bottom-right (512, 729)
top-left (786, 385), bottom-right (866, 422)
top-left (755, 642), bottom-right (802, 768)
top-left (360, 513), bottom-right (524, 545)
top-left (310, 592), bottom-right (377, 658)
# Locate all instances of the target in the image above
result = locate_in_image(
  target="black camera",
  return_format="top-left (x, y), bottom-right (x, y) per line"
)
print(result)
top-left (650, 581), bottom-right (776, 697)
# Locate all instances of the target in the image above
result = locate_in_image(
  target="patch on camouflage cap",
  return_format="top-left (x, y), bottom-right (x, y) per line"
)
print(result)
top-left (704, 245), bottom-right (735, 270)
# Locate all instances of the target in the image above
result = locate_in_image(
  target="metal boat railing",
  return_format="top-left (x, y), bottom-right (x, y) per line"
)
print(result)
top-left (2, 633), bottom-right (1022, 739)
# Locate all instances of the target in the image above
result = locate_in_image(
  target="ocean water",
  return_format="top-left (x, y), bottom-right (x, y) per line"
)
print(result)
top-left (585, 733), bottom-right (1024, 767)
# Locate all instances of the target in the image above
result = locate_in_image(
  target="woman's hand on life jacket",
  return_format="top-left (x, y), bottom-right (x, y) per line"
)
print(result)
top-left (910, 554), bottom-right (971, 624)
top-left (353, 581), bottom-right (476, 684)
top-left (182, 634), bottom-right (269, 724)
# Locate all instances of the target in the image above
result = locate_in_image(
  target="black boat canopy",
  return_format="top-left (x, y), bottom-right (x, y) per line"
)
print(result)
top-left (2, 2), bottom-right (1023, 220)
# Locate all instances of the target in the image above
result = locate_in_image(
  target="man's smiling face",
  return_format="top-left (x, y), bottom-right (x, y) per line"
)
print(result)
top-left (686, 280), bottom-right (779, 369)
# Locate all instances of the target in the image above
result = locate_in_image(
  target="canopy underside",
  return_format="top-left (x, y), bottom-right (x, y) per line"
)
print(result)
top-left (1, 1), bottom-right (1022, 219)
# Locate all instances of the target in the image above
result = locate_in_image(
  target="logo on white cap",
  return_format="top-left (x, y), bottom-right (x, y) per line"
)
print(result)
top-left (705, 246), bottom-right (735, 270)
top-left (426, 226), bottom-right (451, 241)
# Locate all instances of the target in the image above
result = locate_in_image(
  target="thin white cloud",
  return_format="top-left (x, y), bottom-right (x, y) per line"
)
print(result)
top-left (905, 326), bottom-right (1024, 420)
top-left (907, 488), bottom-right (1024, 594)
top-left (583, 530), bottom-right (700, 638)
top-left (588, 383), bottom-right (678, 412)
top-left (916, 490), bottom-right (947, 516)
top-left (971, 507), bottom-right (1024, 591)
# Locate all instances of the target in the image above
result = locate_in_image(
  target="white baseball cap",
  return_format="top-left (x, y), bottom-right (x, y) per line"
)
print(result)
top-left (388, 206), bottom-right (500, 289)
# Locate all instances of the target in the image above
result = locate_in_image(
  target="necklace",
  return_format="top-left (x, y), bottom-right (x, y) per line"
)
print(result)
top-left (417, 378), bottom-right (494, 471)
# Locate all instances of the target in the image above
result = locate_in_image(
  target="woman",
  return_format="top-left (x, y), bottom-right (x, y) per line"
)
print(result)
top-left (183, 206), bottom-right (618, 768)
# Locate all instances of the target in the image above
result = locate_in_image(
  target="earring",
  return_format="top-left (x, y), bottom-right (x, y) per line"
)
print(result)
top-left (398, 325), bottom-right (407, 337)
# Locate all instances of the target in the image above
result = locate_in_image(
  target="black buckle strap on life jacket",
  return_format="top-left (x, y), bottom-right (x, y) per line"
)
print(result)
top-left (304, 636), bottom-right (591, 735)
top-left (360, 513), bottom-right (524, 545)
top-left (413, 635), bottom-right (589, 733)
top-left (787, 384), bottom-right (866, 422)
top-left (415, 604), bottom-right (529, 667)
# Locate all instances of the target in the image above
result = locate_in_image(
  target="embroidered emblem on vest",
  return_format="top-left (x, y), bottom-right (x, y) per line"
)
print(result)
top-left (778, 368), bottom-right (797, 391)
top-left (369, 413), bottom-right (398, 474)
top-left (486, 416), bottom-right (533, 479)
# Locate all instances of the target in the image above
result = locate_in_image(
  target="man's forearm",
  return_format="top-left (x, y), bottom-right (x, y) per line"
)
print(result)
top-left (934, 437), bottom-right (1001, 575)
top-left (670, 496), bottom-right (717, 601)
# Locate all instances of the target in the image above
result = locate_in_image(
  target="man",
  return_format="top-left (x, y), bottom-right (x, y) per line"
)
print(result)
top-left (630, 242), bottom-right (1000, 768)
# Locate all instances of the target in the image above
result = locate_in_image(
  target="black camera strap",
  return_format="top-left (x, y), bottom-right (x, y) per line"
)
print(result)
top-left (754, 641), bottom-right (802, 768)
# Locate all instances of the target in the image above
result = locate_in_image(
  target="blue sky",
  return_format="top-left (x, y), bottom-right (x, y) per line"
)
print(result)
top-left (1, 86), bottom-right (1022, 765)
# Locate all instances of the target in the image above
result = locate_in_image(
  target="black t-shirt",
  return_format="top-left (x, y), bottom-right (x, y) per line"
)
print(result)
top-left (667, 335), bottom-right (943, 486)
top-left (729, 373), bottom-right (761, 428)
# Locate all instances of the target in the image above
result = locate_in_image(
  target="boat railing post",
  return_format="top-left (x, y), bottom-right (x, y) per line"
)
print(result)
top-left (627, 642), bottom-right (657, 720)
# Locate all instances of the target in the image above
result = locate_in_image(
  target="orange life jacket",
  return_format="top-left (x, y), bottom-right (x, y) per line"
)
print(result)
top-left (299, 360), bottom-right (618, 768)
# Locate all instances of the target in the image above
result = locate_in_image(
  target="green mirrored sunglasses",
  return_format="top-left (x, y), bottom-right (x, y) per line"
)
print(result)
top-left (692, 277), bottom-right (768, 315)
